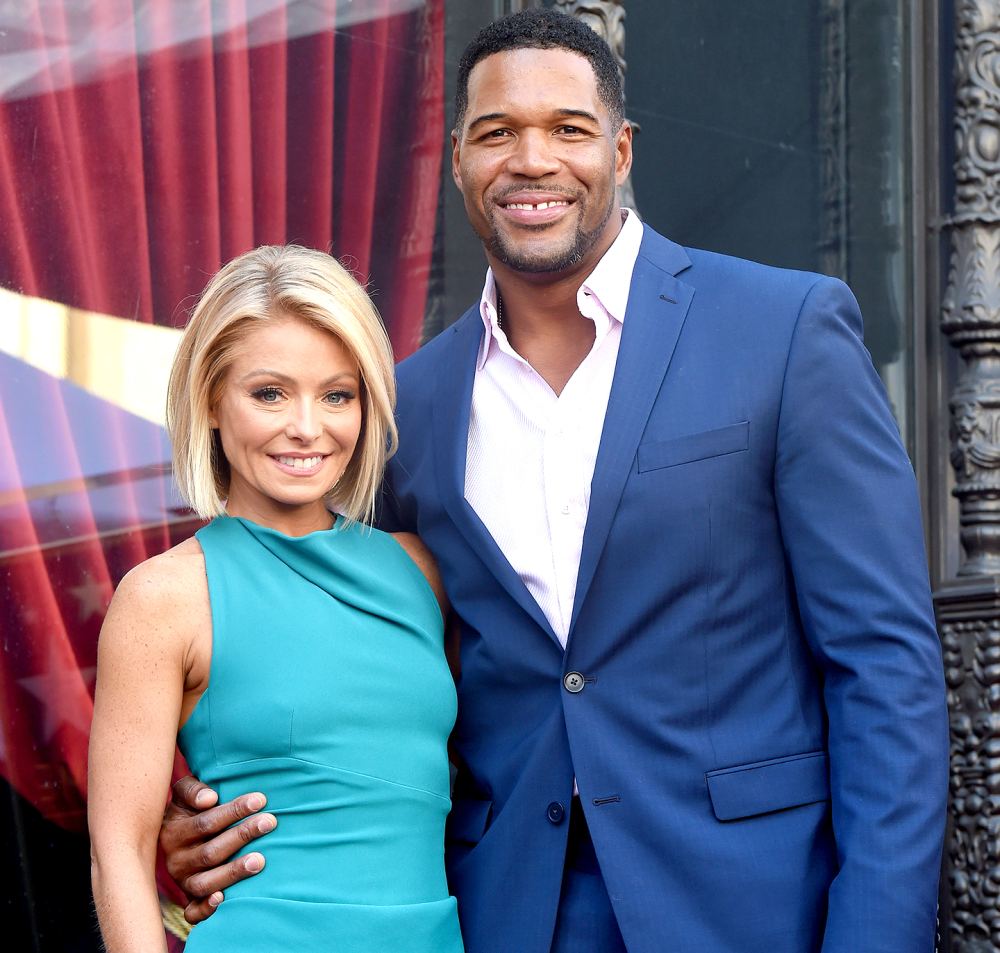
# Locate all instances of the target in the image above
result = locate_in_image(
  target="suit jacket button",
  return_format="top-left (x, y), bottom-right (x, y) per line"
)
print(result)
top-left (547, 801), bottom-right (565, 824)
top-left (564, 671), bottom-right (585, 693)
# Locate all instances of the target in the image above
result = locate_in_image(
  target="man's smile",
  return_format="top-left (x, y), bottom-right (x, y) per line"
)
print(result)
top-left (503, 200), bottom-right (569, 210)
top-left (494, 191), bottom-right (576, 226)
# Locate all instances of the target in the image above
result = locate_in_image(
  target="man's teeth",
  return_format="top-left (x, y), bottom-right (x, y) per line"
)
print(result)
top-left (276, 455), bottom-right (323, 469)
top-left (506, 200), bottom-right (569, 210)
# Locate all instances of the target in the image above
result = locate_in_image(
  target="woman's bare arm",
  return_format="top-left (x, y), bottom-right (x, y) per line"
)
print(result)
top-left (88, 544), bottom-right (208, 953)
top-left (393, 532), bottom-right (449, 617)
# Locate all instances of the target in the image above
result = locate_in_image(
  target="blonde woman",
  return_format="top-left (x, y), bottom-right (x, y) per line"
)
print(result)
top-left (88, 245), bottom-right (464, 953)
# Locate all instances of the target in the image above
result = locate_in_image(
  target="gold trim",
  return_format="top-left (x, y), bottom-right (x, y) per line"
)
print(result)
top-left (160, 898), bottom-right (193, 941)
top-left (0, 286), bottom-right (182, 425)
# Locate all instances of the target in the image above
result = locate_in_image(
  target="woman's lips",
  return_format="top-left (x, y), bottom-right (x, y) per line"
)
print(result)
top-left (270, 454), bottom-right (328, 476)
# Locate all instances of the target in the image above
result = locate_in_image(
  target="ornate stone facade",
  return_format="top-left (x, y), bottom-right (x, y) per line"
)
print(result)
top-left (938, 587), bottom-right (1000, 952)
top-left (818, 0), bottom-right (848, 279)
top-left (940, 2), bottom-right (1000, 950)
top-left (943, 1), bottom-right (1000, 579)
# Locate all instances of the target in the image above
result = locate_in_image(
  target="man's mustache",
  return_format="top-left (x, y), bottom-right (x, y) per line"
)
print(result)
top-left (488, 186), bottom-right (580, 203)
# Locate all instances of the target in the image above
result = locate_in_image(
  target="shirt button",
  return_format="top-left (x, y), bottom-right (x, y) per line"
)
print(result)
top-left (546, 801), bottom-right (566, 824)
top-left (563, 671), bottom-right (585, 693)
top-left (561, 503), bottom-right (570, 515)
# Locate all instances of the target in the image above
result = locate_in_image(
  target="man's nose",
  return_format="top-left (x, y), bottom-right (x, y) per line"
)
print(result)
top-left (506, 130), bottom-right (560, 177)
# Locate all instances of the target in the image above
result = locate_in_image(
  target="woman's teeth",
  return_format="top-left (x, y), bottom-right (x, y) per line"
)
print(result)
top-left (276, 455), bottom-right (323, 469)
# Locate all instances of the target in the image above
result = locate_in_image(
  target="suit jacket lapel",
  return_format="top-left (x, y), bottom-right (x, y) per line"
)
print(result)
top-left (569, 229), bottom-right (695, 634)
top-left (432, 309), bottom-right (560, 643)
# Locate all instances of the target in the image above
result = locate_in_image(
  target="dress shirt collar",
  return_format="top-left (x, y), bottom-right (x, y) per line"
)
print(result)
top-left (476, 208), bottom-right (644, 369)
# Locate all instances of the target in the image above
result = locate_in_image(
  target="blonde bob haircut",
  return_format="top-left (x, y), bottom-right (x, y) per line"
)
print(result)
top-left (167, 244), bottom-right (398, 525)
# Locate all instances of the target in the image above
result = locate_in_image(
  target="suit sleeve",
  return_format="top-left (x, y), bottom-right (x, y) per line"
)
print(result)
top-left (773, 276), bottom-right (948, 953)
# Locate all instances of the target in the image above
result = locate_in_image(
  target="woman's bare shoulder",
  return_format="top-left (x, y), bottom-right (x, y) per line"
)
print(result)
top-left (391, 532), bottom-right (447, 615)
top-left (108, 535), bottom-right (208, 621)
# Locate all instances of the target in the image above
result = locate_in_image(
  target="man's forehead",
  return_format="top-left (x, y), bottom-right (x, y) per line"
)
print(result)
top-left (465, 47), bottom-right (604, 114)
top-left (468, 47), bottom-right (598, 92)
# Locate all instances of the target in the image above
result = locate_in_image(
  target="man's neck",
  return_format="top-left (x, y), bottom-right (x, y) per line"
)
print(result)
top-left (493, 275), bottom-right (596, 396)
top-left (485, 208), bottom-right (627, 394)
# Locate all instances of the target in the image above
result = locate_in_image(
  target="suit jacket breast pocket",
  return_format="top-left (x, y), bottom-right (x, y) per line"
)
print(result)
top-left (637, 420), bottom-right (750, 473)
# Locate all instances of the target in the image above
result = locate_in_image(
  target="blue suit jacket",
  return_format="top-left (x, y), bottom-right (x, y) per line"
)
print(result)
top-left (382, 225), bottom-right (948, 953)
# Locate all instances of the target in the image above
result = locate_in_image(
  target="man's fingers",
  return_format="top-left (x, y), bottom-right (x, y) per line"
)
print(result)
top-left (161, 791), bottom-right (266, 857)
top-left (182, 813), bottom-right (276, 876)
top-left (184, 891), bottom-right (224, 926)
top-left (183, 852), bottom-right (266, 900)
top-left (162, 799), bottom-right (273, 884)
top-left (190, 794), bottom-right (269, 839)
top-left (170, 776), bottom-right (220, 814)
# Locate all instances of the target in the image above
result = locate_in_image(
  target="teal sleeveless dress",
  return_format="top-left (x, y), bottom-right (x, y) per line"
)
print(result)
top-left (178, 515), bottom-right (463, 952)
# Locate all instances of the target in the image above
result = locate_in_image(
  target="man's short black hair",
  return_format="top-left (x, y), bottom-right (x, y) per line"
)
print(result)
top-left (454, 8), bottom-right (625, 131)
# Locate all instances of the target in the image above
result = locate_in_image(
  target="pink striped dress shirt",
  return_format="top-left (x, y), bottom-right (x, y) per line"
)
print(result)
top-left (463, 210), bottom-right (644, 647)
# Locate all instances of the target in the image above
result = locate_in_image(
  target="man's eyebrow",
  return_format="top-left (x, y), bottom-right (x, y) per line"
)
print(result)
top-left (466, 108), bottom-right (601, 132)
top-left (553, 108), bottom-right (600, 124)
top-left (467, 112), bottom-right (510, 131)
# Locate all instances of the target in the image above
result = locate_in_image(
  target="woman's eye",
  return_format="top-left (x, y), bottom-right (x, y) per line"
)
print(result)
top-left (252, 386), bottom-right (283, 403)
top-left (324, 390), bottom-right (353, 405)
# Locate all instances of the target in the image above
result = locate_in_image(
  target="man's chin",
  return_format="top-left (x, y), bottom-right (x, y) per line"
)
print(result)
top-left (488, 236), bottom-right (586, 275)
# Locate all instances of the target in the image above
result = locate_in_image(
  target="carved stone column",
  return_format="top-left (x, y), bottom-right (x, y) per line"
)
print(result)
top-left (817, 0), bottom-right (848, 280)
top-left (938, 3), bottom-right (1000, 950)
top-left (943, 25), bottom-right (1000, 578)
top-left (938, 584), bottom-right (1000, 952)
top-left (552, 0), bottom-right (638, 212)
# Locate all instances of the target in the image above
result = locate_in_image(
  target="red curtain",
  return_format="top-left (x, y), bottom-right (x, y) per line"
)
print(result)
top-left (0, 0), bottom-right (444, 943)
top-left (0, 0), bottom-right (443, 351)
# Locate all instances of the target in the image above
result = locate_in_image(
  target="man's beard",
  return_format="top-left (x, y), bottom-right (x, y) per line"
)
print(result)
top-left (482, 193), bottom-right (615, 275)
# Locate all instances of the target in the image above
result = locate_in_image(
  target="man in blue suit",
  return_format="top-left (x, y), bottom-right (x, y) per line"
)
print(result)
top-left (162, 10), bottom-right (948, 952)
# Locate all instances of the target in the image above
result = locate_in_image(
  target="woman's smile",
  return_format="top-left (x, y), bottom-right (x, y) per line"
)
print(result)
top-left (270, 453), bottom-right (330, 475)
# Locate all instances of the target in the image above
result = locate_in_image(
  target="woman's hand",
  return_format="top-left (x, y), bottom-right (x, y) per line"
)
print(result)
top-left (160, 776), bottom-right (276, 924)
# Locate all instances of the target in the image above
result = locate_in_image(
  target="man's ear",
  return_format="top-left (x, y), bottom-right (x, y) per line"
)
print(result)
top-left (451, 129), bottom-right (463, 190)
top-left (614, 121), bottom-right (634, 185)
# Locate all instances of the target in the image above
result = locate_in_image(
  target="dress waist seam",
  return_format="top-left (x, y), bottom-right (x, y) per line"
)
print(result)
top-left (206, 755), bottom-right (452, 804)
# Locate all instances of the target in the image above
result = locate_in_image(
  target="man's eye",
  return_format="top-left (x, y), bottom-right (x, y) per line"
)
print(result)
top-left (252, 386), bottom-right (283, 403)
